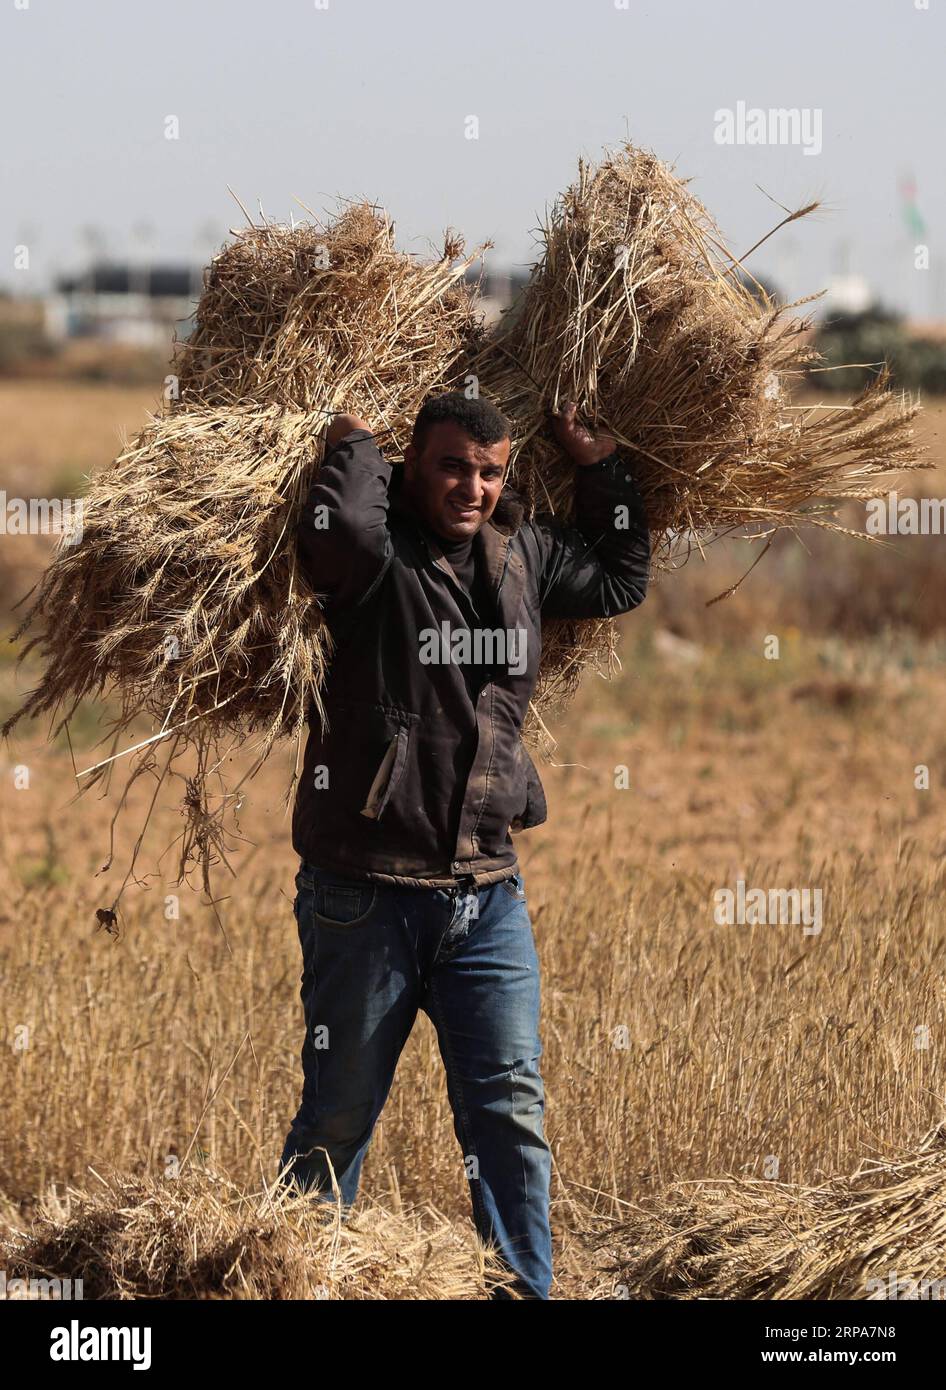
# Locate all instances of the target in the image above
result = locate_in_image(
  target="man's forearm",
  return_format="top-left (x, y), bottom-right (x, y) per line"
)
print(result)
top-left (536, 445), bottom-right (650, 620)
top-left (572, 448), bottom-right (650, 609)
top-left (297, 429), bottom-right (393, 606)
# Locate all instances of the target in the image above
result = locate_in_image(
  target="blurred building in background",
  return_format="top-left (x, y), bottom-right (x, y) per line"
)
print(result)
top-left (38, 261), bottom-right (530, 348)
top-left (2, 255), bottom-right (937, 392)
top-left (44, 263), bottom-right (201, 347)
top-left (464, 267), bottom-right (531, 325)
top-left (823, 274), bottom-right (873, 316)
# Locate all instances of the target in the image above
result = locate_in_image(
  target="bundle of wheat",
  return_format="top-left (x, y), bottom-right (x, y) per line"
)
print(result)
top-left (175, 201), bottom-right (487, 415)
top-left (468, 143), bottom-right (924, 542)
top-left (458, 141), bottom-right (925, 717)
top-left (3, 206), bottom-right (485, 892)
top-left (594, 1123), bottom-right (946, 1299)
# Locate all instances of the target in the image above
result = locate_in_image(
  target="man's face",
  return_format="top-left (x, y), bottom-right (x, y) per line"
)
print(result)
top-left (402, 421), bottom-right (511, 542)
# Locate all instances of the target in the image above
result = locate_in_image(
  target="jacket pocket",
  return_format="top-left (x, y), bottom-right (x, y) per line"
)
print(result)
top-left (509, 740), bottom-right (548, 832)
top-left (359, 723), bottom-right (411, 820)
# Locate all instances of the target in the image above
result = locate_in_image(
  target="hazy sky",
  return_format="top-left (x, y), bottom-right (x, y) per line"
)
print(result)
top-left (3, 0), bottom-right (943, 319)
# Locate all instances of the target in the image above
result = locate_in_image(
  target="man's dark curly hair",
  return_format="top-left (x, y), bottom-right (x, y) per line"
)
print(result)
top-left (411, 391), bottom-right (512, 455)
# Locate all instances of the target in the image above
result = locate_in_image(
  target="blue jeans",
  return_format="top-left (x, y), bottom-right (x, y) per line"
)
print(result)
top-left (278, 859), bottom-right (553, 1300)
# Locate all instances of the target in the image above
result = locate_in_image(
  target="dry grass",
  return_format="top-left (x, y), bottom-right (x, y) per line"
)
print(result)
top-left (5, 1126), bottom-right (944, 1300)
top-left (3, 406), bottom-right (339, 895)
top-left (5, 205), bottom-right (487, 794)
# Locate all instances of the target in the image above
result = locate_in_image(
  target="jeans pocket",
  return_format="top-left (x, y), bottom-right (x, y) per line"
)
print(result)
top-left (315, 881), bottom-right (377, 927)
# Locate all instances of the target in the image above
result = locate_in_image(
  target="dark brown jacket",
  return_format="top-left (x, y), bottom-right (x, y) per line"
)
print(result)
top-left (291, 429), bottom-right (649, 887)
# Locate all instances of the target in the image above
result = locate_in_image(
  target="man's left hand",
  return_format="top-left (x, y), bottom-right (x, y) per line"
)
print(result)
top-left (549, 401), bottom-right (618, 468)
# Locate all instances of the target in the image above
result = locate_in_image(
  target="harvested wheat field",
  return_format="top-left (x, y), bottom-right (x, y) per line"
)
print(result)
top-left (2, 394), bottom-right (946, 1302)
top-left (3, 491), bottom-right (946, 1299)
top-left (0, 827), bottom-right (945, 1299)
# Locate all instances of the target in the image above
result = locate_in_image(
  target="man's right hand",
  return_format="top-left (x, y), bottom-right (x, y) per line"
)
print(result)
top-left (326, 412), bottom-right (372, 449)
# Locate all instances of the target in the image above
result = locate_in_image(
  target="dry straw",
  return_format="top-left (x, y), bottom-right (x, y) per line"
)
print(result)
top-left (0, 1166), bottom-right (516, 1299)
top-left (4, 204), bottom-right (486, 898)
top-left (2, 144), bottom-right (926, 904)
top-left (594, 1122), bottom-right (946, 1300)
top-left (3, 1128), bottom-right (943, 1299)
top-left (460, 144), bottom-right (925, 720)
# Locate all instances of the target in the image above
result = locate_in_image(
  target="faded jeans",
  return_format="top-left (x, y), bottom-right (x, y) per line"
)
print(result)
top-left (278, 859), bottom-right (553, 1300)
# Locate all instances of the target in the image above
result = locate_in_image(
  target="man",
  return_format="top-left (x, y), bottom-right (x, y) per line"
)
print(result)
top-left (280, 391), bottom-right (649, 1299)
